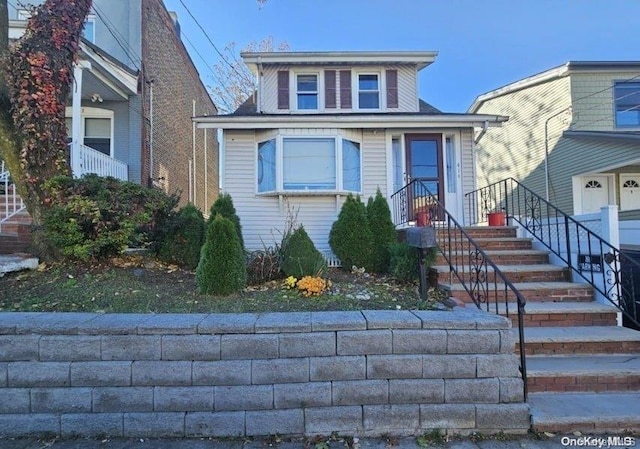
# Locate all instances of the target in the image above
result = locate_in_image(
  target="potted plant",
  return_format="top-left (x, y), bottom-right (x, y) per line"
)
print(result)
top-left (487, 209), bottom-right (507, 226)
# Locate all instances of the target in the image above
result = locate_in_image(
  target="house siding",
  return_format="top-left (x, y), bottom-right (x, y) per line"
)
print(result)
top-left (460, 128), bottom-right (475, 221)
top-left (141, 0), bottom-right (218, 211)
top-left (224, 128), bottom-right (388, 252)
top-left (570, 71), bottom-right (640, 132)
top-left (474, 76), bottom-right (572, 199)
top-left (260, 64), bottom-right (418, 114)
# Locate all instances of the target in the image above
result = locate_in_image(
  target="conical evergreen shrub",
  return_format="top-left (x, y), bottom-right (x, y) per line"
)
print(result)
top-left (158, 203), bottom-right (205, 270)
top-left (281, 225), bottom-right (327, 278)
top-left (366, 188), bottom-right (397, 273)
top-left (209, 193), bottom-right (244, 251)
top-left (329, 193), bottom-right (373, 269)
top-left (196, 214), bottom-right (246, 295)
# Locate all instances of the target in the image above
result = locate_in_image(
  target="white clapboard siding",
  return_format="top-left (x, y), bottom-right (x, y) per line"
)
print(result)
top-left (261, 64), bottom-right (418, 114)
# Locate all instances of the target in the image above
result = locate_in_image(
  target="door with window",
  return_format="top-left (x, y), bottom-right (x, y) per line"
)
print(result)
top-left (405, 134), bottom-right (444, 222)
top-left (621, 174), bottom-right (640, 211)
top-left (582, 176), bottom-right (610, 213)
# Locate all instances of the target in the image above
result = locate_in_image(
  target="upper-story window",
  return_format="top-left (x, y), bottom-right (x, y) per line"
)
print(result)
top-left (18, 9), bottom-right (96, 43)
top-left (296, 74), bottom-right (318, 110)
top-left (358, 74), bottom-right (380, 109)
top-left (614, 81), bottom-right (640, 127)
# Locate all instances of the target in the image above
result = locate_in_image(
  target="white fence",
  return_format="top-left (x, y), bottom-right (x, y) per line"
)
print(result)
top-left (0, 161), bottom-right (26, 232)
top-left (77, 144), bottom-right (128, 181)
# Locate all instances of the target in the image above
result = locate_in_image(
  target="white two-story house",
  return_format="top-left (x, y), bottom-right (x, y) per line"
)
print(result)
top-left (195, 51), bottom-right (506, 254)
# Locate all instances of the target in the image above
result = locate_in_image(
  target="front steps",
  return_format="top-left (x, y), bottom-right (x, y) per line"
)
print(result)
top-left (0, 194), bottom-right (32, 255)
top-left (435, 225), bottom-right (640, 432)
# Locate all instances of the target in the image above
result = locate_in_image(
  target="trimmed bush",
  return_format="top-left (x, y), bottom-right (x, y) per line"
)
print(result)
top-left (43, 174), bottom-right (178, 261)
top-left (209, 193), bottom-right (244, 251)
top-left (196, 214), bottom-right (247, 295)
top-left (329, 193), bottom-right (373, 270)
top-left (366, 188), bottom-right (397, 273)
top-left (158, 203), bottom-right (205, 270)
top-left (281, 225), bottom-right (327, 278)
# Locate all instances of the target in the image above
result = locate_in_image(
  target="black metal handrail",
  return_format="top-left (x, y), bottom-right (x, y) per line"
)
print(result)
top-left (465, 178), bottom-right (640, 328)
top-left (391, 179), bottom-right (529, 400)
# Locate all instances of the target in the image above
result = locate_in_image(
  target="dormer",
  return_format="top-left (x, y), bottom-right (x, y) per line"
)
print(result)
top-left (241, 51), bottom-right (438, 114)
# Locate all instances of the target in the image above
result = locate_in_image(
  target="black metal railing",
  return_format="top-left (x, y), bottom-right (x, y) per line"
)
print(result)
top-left (391, 179), bottom-right (529, 400)
top-left (466, 178), bottom-right (640, 328)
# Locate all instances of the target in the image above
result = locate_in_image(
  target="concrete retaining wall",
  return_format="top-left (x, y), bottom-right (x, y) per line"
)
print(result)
top-left (0, 309), bottom-right (530, 438)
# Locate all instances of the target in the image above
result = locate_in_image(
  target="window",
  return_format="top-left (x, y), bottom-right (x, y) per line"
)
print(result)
top-left (392, 138), bottom-right (403, 193)
top-left (257, 140), bottom-right (276, 192)
top-left (297, 74), bottom-right (318, 110)
top-left (84, 118), bottom-right (111, 155)
top-left (358, 74), bottom-right (380, 109)
top-left (256, 136), bottom-right (361, 193)
top-left (284, 138), bottom-right (335, 190)
top-left (585, 180), bottom-right (603, 189)
top-left (18, 10), bottom-right (95, 43)
top-left (614, 81), bottom-right (640, 127)
top-left (446, 137), bottom-right (456, 193)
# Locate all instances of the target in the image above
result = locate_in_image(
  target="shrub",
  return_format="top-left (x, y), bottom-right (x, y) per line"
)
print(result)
top-left (388, 242), bottom-right (438, 283)
top-left (246, 247), bottom-right (282, 285)
top-left (43, 175), bottom-right (178, 261)
top-left (366, 188), bottom-right (397, 273)
top-left (209, 193), bottom-right (244, 251)
top-left (281, 225), bottom-right (327, 278)
top-left (196, 214), bottom-right (246, 295)
top-left (329, 194), bottom-right (373, 270)
top-left (157, 203), bottom-right (205, 270)
top-left (388, 242), bottom-right (418, 282)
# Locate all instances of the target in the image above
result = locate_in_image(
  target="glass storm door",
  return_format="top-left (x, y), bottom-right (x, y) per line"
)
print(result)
top-left (405, 134), bottom-right (444, 222)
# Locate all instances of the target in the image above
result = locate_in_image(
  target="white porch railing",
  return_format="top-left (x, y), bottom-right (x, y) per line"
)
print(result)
top-left (77, 144), bottom-right (128, 181)
top-left (0, 161), bottom-right (26, 233)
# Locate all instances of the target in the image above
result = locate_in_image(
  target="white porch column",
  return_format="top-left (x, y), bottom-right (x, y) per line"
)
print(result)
top-left (71, 61), bottom-right (91, 177)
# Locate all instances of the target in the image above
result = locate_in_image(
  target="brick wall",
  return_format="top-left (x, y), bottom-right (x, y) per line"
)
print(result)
top-left (141, 0), bottom-right (219, 212)
top-left (0, 309), bottom-right (530, 438)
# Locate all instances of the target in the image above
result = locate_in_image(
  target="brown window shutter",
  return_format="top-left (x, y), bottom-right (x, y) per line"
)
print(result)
top-left (325, 70), bottom-right (336, 108)
top-left (277, 70), bottom-right (289, 109)
top-left (386, 69), bottom-right (398, 108)
top-left (340, 70), bottom-right (352, 109)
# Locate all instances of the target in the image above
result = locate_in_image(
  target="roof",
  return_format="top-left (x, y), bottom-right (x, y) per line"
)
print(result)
top-left (241, 50), bottom-right (438, 73)
top-left (563, 130), bottom-right (640, 143)
top-left (469, 61), bottom-right (640, 113)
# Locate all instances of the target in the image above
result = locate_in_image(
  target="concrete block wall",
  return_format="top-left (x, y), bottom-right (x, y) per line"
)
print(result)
top-left (0, 309), bottom-right (530, 438)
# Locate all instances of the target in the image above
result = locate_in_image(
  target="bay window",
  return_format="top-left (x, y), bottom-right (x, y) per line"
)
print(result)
top-left (256, 136), bottom-right (361, 193)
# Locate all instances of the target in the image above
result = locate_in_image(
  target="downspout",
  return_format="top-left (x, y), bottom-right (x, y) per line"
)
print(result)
top-left (474, 120), bottom-right (489, 145)
top-left (192, 100), bottom-right (197, 207)
top-left (544, 106), bottom-right (572, 202)
top-left (148, 79), bottom-right (154, 185)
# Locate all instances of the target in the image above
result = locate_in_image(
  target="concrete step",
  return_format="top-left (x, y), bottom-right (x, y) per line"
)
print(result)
top-left (445, 281), bottom-right (594, 303)
top-left (437, 237), bottom-right (534, 251)
top-left (434, 264), bottom-right (570, 284)
top-left (435, 249), bottom-right (550, 266)
top-left (0, 253), bottom-right (39, 275)
top-left (529, 391), bottom-right (640, 432)
top-left (518, 326), bottom-right (640, 355)
top-left (500, 301), bottom-right (618, 327)
top-left (527, 354), bottom-right (640, 393)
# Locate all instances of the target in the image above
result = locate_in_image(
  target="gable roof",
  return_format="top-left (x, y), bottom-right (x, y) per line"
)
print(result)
top-left (468, 61), bottom-right (640, 113)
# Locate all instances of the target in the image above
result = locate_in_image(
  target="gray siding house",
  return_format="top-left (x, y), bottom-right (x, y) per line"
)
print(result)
top-left (7, 0), bottom-right (218, 211)
top-left (195, 51), bottom-right (506, 254)
top-left (469, 62), bottom-right (640, 225)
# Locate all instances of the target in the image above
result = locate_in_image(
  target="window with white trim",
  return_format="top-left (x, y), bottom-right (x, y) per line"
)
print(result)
top-left (18, 10), bottom-right (96, 43)
top-left (358, 74), bottom-right (380, 109)
top-left (256, 136), bottom-right (361, 193)
top-left (296, 74), bottom-right (318, 110)
top-left (614, 81), bottom-right (640, 127)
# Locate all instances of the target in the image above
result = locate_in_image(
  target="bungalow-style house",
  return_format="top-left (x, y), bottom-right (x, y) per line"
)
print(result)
top-left (468, 61), bottom-right (640, 247)
top-left (6, 0), bottom-right (218, 211)
top-left (194, 50), bottom-right (506, 254)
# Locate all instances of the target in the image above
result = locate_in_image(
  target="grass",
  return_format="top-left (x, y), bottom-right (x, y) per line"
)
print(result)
top-left (0, 255), bottom-right (444, 314)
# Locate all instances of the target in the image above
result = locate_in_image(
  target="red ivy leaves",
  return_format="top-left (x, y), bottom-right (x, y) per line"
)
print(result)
top-left (7, 0), bottom-right (93, 186)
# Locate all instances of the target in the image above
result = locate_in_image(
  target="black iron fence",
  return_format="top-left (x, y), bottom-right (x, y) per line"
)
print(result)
top-left (391, 179), bottom-right (529, 399)
top-left (465, 178), bottom-right (640, 328)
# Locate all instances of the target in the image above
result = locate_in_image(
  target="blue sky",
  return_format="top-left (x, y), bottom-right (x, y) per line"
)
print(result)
top-left (163, 0), bottom-right (640, 112)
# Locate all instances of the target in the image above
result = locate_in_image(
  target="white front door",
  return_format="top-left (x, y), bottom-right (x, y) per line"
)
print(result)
top-left (621, 174), bottom-right (640, 211)
top-left (582, 176), bottom-right (610, 213)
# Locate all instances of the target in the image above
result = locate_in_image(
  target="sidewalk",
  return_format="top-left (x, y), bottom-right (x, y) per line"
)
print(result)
top-left (0, 434), bottom-right (636, 449)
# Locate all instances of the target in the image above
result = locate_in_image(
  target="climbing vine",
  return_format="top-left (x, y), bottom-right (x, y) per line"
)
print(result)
top-left (0, 0), bottom-right (92, 250)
